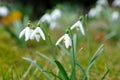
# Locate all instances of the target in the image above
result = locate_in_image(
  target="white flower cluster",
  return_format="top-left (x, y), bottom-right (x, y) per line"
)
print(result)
top-left (112, 0), bottom-right (120, 7)
top-left (40, 9), bottom-right (62, 30)
top-left (56, 20), bottom-right (85, 48)
top-left (19, 25), bottom-right (45, 42)
top-left (19, 20), bottom-right (85, 49)
top-left (88, 5), bottom-right (103, 18)
top-left (0, 6), bottom-right (9, 16)
top-left (88, 0), bottom-right (109, 18)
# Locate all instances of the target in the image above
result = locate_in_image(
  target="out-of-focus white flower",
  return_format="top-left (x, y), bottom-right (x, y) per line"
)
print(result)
top-left (70, 21), bottom-right (85, 35)
top-left (51, 9), bottom-right (62, 20)
top-left (49, 22), bottom-right (57, 30)
top-left (30, 27), bottom-right (45, 41)
top-left (40, 9), bottom-right (62, 30)
top-left (96, 0), bottom-right (108, 6)
top-left (111, 11), bottom-right (119, 21)
top-left (40, 13), bottom-right (52, 23)
top-left (0, 6), bottom-right (9, 16)
top-left (112, 0), bottom-right (120, 7)
top-left (56, 34), bottom-right (72, 48)
top-left (19, 27), bottom-right (32, 41)
top-left (88, 5), bottom-right (102, 18)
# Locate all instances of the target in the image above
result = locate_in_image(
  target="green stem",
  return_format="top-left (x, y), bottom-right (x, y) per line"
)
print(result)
top-left (69, 30), bottom-right (76, 80)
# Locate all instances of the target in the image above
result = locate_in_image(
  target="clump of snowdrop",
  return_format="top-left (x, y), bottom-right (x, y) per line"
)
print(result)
top-left (112, 0), bottom-right (120, 7)
top-left (19, 23), bottom-right (45, 42)
top-left (0, 6), bottom-right (9, 16)
top-left (111, 11), bottom-right (119, 21)
top-left (40, 9), bottom-right (62, 30)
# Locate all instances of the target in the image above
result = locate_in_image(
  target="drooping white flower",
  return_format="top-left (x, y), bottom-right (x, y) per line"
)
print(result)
top-left (30, 27), bottom-right (45, 41)
top-left (112, 0), bottom-right (120, 7)
top-left (70, 21), bottom-right (85, 35)
top-left (111, 11), bottom-right (119, 21)
top-left (56, 34), bottom-right (72, 48)
top-left (96, 0), bottom-right (108, 6)
top-left (51, 9), bottom-right (62, 21)
top-left (88, 5), bottom-right (102, 18)
top-left (19, 27), bottom-right (32, 41)
top-left (40, 13), bottom-right (52, 23)
top-left (0, 6), bottom-right (9, 16)
top-left (49, 21), bottom-right (58, 30)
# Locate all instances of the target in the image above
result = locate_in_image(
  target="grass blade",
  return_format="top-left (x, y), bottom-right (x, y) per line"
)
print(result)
top-left (86, 44), bottom-right (104, 73)
top-left (76, 61), bottom-right (87, 80)
top-left (58, 44), bottom-right (71, 56)
top-left (55, 60), bottom-right (69, 80)
top-left (36, 51), bottom-right (56, 66)
top-left (101, 68), bottom-right (110, 80)
top-left (22, 57), bottom-right (51, 80)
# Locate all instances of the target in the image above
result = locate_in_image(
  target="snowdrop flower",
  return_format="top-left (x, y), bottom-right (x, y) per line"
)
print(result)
top-left (51, 9), bottom-right (62, 20)
top-left (112, 0), bottom-right (120, 7)
top-left (88, 5), bottom-right (102, 18)
top-left (40, 13), bottom-right (52, 23)
top-left (111, 11), bottom-right (119, 21)
top-left (56, 34), bottom-right (72, 48)
top-left (19, 27), bottom-right (32, 41)
top-left (96, 0), bottom-right (108, 6)
top-left (0, 6), bottom-right (9, 16)
top-left (70, 21), bottom-right (85, 35)
top-left (30, 27), bottom-right (45, 41)
top-left (49, 21), bottom-right (57, 30)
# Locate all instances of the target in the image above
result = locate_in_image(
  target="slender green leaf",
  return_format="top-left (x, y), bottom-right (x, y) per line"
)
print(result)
top-left (76, 61), bottom-right (87, 80)
top-left (47, 71), bottom-right (63, 80)
top-left (22, 57), bottom-right (51, 80)
top-left (86, 44), bottom-right (104, 73)
top-left (48, 35), bottom-right (57, 60)
top-left (36, 51), bottom-right (56, 66)
top-left (58, 44), bottom-right (71, 56)
top-left (101, 68), bottom-right (110, 80)
top-left (55, 60), bottom-right (69, 80)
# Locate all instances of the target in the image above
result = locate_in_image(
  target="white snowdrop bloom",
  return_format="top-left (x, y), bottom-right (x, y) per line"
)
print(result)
top-left (88, 8), bottom-right (97, 18)
top-left (51, 9), bottom-right (62, 21)
top-left (40, 13), bottom-right (52, 23)
top-left (56, 34), bottom-right (72, 48)
top-left (112, 0), bottom-right (120, 7)
top-left (0, 6), bottom-right (9, 16)
top-left (49, 22), bottom-right (57, 30)
top-left (70, 21), bottom-right (85, 35)
top-left (111, 11), bottom-right (119, 21)
top-left (19, 27), bottom-right (32, 41)
top-left (96, 0), bottom-right (108, 6)
top-left (88, 5), bottom-right (102, 18)
top-left (30, 27), bottom-right (45, 41)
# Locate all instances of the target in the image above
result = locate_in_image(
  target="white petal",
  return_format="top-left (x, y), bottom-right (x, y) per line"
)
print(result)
top-left (36, 27), bottom-right (45, 40)
top-left (70, 21), bottom-right (79, 30)
top-left (50, 22), bottom-right (56, 30)
top-left (35, 35), bottom-right (40, 42)
top-left (25, 27), bottom-right (31, 41)
top-left (40, 13), bottom-right (51, 23)
top-left (30, 29), bottom-right (36, 40)
top-left (51, 9), bottom-right (62, 20)
top-left (64, 34), bottom-right (72, 48)
top-left (78, 21), bottom-right (85, 35)
top-left (19, 29), bottom-right (26, 38)
top-left (56, 35), bottom-right (65, 45)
